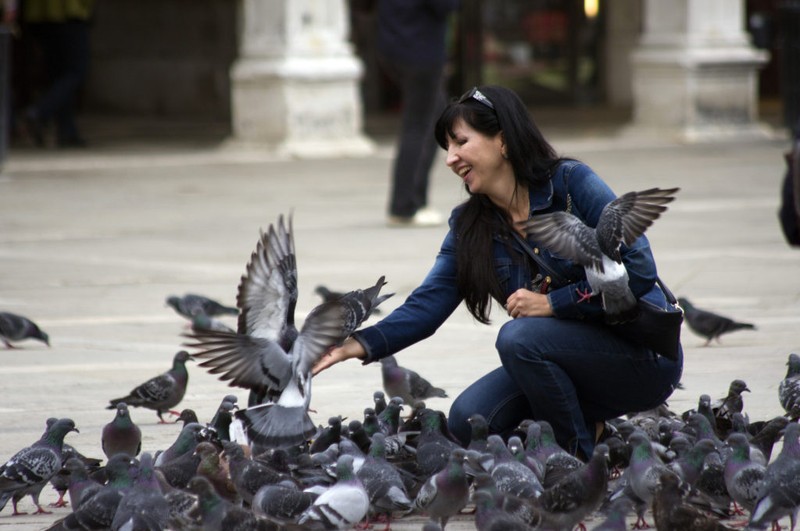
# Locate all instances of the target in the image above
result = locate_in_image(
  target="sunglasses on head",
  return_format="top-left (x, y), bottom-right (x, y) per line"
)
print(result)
top-left (458, 87), bottom-right (494, 110)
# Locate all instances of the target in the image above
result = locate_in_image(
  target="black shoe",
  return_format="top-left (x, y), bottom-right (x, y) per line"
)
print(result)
top-left (596, 421), bottom-right (620, 444)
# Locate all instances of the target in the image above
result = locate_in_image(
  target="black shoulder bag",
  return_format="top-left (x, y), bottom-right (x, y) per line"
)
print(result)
top-left (511, 186), bottom-right (683, 362)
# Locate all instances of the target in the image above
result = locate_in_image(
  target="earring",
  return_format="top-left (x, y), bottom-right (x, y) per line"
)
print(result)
top-left (502, 150), bottom-right (509, 159)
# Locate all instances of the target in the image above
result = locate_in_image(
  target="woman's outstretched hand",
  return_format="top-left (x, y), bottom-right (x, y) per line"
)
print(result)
top-left (313, 337), bottom-right (367, 376)
top-left (505, 288), bottom-right (553, 318)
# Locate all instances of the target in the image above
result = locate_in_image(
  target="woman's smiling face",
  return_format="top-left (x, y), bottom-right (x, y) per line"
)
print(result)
top-left (444, 118), bottom-right (508, 196)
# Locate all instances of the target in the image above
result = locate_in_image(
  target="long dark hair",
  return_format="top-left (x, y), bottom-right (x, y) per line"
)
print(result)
top-left (434, 85), bottom-right (562, 323)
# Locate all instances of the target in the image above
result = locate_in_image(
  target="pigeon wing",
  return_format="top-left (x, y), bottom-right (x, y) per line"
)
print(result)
top-left (519, 212), bottom-right (604, 270)
top-left (596, 187), bottom-right (678, 259)
top-left (184, 330), bottom-right (293, 394)
top-left (237, 215), bottom-right (298, 344)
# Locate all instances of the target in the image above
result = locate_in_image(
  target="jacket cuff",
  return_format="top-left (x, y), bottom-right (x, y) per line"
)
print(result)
top-left (547, 284), bottom-right (585, 319)
top-left (351, 327), bottom-right (389, 365)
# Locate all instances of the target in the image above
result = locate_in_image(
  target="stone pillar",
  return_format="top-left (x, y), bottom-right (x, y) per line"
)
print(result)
top-left (628, 0), bottom-right (771, 141)
top-left (229, 0), bottom-right (374, 157)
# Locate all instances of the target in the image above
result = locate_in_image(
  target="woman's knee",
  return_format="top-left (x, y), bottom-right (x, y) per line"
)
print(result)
top-left (495, 318), bottom-right (544, 363)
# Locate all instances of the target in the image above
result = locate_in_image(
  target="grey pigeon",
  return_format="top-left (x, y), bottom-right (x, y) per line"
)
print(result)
top-left (102, 402), bottom-right (142, 459)
top-left (174, 408), bottom-right (199, 426)
top-left (471, 473), bottom-right (541, 528)
top-left (0, 417), bottom-right (78, 515)
top-left (528, 421), bottom-right (582, 489)
top-left (61, 456), bottom-right (103, 510)
top-left (195, 441), bottom-right (239, 504)
top-left (207, 394), bottom-right (238, 443)
top-left (45, 453), bottom-right (136, 531)
top-left (187, 475), bottom-right (272, 531)
top-left (467, 413), bottom-right (490, 453)
top-left (297, 454), bottom-right (370, 529)
top-left (154, 422), bottom-right (204, 467)
top-left (309, 416), bottom-right (344, 455)
top-left (414, 448), bottom-right (470, 529)
top-left (415, 408), bottom-right (462, 477)
top-left (251, 478), bottom-right (316, 525)
top-left (694, 450), bottom-right (733, 518)
top-left (186, 216), bottom-right (391, 448)
top-left (486, 435), bottom-right (542, 500)
top-left (747, 421), bottom-right (800, 530)
top-left (166, 293), bottom-right (239, 320)
top-left (110, 452), bottom-right (170, 531)
top-left (379, 355), bottom-right (447, 405)
top-left (667, 438), bottom-right (718, 487)
top-left (472, 489), bottom-right (534, 531)
top-left (677, 297), bottom-right (756, 346)
top-left (377, 396), bottom-right (404, 436)
top-left (107, 350), bottom-right (191, 423)
top-left (723, 432), bottom-right (766, 514)
top-left (222, 440), bottom-right (287, 505)
top-left (592, 497), bottom-right (633, 531)
top-left (191, 313), bottom-right (236, 334)
top-left (652, 469), bottom-right (733, 531)
top-left (612, 430), bottom-right (676, 529)
top-left (519, 187), bottom-right (679, 323)
top-left (373, 390), bottom-right (387, 415)
top-left (316, 283), bottom-right (385, 315)
top-left (780, 353), bottom-right (800, 419)
top-left (535, 443), bottom-right (609, 530)
top-left (49, 441), bottom-right (102, 508)
top-left (0, 311), bottom-right (50, 348)
top-left (356, 433), bottom-right (413, 523)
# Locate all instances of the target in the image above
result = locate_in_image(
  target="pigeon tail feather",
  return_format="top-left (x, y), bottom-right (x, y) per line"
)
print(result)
top-left (240, 403), bottom-right (314, 449)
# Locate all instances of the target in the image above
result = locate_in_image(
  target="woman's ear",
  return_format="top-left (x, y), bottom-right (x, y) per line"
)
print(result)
top-left (500, 132), bottom-right (508, 159)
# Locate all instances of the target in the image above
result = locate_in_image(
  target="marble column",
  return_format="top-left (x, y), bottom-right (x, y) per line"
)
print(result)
top-left (229, 0), bottom-right (374, 157)
top-left (628, 0), bottom-right (771, 141)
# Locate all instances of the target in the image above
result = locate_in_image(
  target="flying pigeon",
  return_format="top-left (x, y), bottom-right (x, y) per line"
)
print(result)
top-left (166, 293), bottom-right (239, 320)
top-left (779, 353), bottom-right (800, 419)
top-left (102, 402), bottom-right (142, 459)
top-left (677, 297), bottom-right (756, 346)
top-left (0, 311), bottom-right (49, 348)
top-left (107, 350), bottom-right (191, 423)
top-left (414, 448), bottom-right (470, 529)
top-left (379, 355), bottom-right (448, 405)
top-left (316, 283), bottom-right (384, 315)
top-left (185, 215), bottom-right (391, 448)
top-left (0, 418), bottom-right (78, 515)
top-left (518, 187), bottom-right (679, 323)
top-left (297, 454), bottom-right (370, 529)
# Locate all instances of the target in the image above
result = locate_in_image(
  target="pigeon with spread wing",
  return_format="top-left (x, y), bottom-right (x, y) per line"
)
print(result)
top-left (518, 187), bottom-right (678, 323)
top-left (185, 215), bottom-right (391, 449)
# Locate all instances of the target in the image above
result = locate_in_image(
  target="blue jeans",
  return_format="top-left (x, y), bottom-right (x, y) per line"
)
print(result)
top-left (447, 317), bottom-right (683, 458)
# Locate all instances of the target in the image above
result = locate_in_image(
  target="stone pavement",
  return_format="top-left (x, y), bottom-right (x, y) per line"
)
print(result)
top-left (0, 110), bottom-right (798, 529)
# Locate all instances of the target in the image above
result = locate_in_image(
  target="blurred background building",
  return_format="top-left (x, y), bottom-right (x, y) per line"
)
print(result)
top-left (5, 0), bottom-right (799, 155)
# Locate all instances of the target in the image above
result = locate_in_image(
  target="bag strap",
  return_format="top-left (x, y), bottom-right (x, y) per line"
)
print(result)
top-left (655, 276), bottom-right (678, 305)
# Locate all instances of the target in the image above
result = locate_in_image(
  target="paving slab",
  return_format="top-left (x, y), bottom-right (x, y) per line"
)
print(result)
top-left (0, 114), bottom-right (797, 530)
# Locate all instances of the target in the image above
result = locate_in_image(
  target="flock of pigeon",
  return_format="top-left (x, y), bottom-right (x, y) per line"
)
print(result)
top-left (0, 210), bottom-right (789, 531)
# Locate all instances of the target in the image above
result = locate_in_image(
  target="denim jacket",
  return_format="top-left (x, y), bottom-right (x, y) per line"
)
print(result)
top-left (354, 161), bottom-right (670, 363)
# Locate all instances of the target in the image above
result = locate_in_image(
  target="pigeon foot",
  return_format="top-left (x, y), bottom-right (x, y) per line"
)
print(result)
top-left (575, 288), bottom-right (594, 304)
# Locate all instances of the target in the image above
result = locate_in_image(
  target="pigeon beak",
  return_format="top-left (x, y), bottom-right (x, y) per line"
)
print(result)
top-left (744, 387), bottom-right (751, 392)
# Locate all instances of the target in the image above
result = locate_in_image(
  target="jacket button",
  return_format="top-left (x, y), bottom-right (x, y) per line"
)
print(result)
top-left (534, 247), bottom-right (540, 254)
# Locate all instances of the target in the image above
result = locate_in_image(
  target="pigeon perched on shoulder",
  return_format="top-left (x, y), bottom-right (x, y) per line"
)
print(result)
top-left (779, 353), bottom-right (800, 419)
top-left (380, 355), bottom-right (448, 405)
top-left (519, 187), bottom-right (679, 323)
top-left (166, 293), bottom-right (239, 320)
top-left (107, 350), bottom-right (191, 423)
top-left (102, 402), bottom-right (142, 459)
top-left (0, 418), bottom-right (78, 515)
top-left (0, 311), bottom-right (49, 348)
top-left (677, 297), bottom-right (756, 346)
